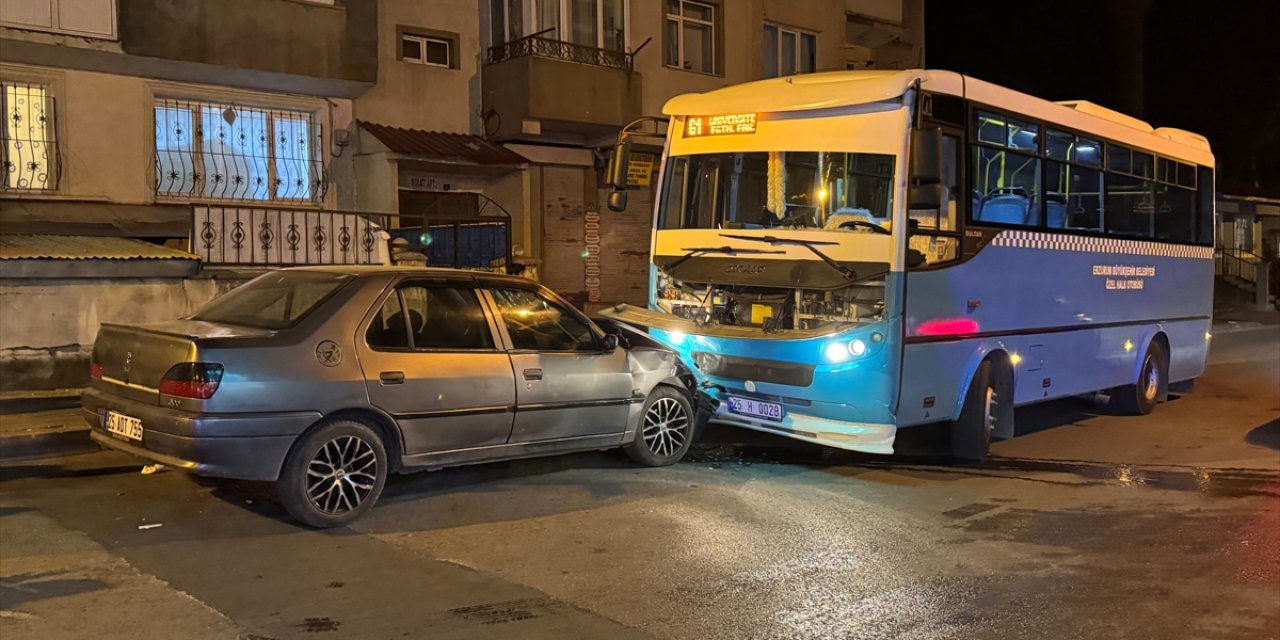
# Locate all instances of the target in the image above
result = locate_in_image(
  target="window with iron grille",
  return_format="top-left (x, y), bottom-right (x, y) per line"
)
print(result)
top-left (2, 81), bottom-right (58, 191)
top-left (154, 99), bottom-right (325, 203)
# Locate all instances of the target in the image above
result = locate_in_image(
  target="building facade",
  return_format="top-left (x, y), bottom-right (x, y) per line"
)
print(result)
top-left (349, 0), bottom-right (924, 308)
top-left (0, 0), bottom-right (378, 389)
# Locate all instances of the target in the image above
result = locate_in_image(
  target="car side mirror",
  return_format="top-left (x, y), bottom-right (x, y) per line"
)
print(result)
top-left (601, 333), bottom-right (619, 353)
top-left (607, 190), bottom-right (629, 212)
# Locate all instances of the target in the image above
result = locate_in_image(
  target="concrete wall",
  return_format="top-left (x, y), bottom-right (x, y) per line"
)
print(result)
top-left (356, 0), bottom-right (479, 133)
top-left (0, 273), bottom-right (250, 391)
top-left (0, 63), bottom-right (354, 208)
top-left (118, 0), bottom-right (377, 85)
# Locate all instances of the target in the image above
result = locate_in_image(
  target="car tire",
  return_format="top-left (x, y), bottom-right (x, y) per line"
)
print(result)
top-left (1112, 341), bottom-right (1167, 416)
top-left (952, 360), bottom-right (1004, 463)
top-left (277, 419), bottom-right (388, 528)
top-left (624, 386), bottom-right (695, 467)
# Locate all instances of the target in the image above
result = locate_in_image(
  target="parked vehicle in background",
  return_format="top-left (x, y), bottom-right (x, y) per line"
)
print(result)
top-left (83, 267), bottom-right (700, 527)
top-left (602, 69), bottom-right (1216, 461)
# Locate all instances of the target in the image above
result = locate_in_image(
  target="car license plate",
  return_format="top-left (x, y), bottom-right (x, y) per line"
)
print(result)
top-left (104, 411), bottom-right (143, 441)
top-left (726, 396), bottom-right (783, 421)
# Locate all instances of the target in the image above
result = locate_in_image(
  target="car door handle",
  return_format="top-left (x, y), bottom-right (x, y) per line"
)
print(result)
top-left (379, 371), bottom-right (405, 385)
top-left (523, 368), bottom-right (543, 381)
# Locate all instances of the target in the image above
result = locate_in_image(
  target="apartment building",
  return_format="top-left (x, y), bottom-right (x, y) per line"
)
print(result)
top-left (350, 0), bottom-right (924, 307)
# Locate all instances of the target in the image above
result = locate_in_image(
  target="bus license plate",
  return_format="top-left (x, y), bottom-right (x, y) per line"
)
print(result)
top-left (105, 411), bottom-right (143, 441)
top-left (727, 396), bottom-right (783, 422)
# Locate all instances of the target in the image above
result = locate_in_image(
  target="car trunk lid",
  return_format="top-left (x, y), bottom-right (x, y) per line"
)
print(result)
top-left (91, 320), bottom-right (274, 404)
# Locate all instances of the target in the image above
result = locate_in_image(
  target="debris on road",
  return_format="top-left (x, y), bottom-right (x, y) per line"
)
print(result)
top-left (137, 523), bottom-right (163, 530)
top-left (140, 464), bottom-right (165, 475)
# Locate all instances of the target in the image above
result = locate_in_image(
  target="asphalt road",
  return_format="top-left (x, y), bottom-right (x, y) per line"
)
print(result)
top-left (2, 327), bottom-right (1278, 640)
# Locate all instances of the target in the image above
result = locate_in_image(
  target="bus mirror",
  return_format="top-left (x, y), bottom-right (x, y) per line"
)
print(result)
top-left (910, 127), bottom-right (943, 185)
top-left (608, 190), bottom-right (629, 212)
top-left (908, 185), bottom-right (943, 211)
top-left (606, 138), bottom-right (632, 188)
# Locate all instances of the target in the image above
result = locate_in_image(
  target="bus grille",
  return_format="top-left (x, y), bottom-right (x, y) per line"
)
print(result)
top-left (691, 352), bottom-right (815, 387)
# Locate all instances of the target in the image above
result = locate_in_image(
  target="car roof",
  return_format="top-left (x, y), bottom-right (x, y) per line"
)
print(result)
top-left (280, 265), bottom-right (540, 287)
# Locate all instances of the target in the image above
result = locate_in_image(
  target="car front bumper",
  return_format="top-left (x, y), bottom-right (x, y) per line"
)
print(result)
top-left (82, 387), bottom-right (321, 481)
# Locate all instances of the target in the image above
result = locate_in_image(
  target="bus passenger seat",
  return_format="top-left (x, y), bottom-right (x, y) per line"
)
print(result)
top-left (1045, 193), bottom-right (1068, 228)
top-left (977, 193), bottom-right (1029, 225)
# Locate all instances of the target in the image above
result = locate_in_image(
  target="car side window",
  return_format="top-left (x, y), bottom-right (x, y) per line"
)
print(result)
top-left (366, 286), bottom-right (494, 351)
top-left (490, 288), bottom-right (598, 352)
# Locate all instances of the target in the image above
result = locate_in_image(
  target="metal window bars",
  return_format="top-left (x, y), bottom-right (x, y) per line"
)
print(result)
top-left (486, 33), bottom-right (634, 70)
top-left (1, 82), bottom-right (60, 191)
top-left (155, 99), bottom-right (327, 203)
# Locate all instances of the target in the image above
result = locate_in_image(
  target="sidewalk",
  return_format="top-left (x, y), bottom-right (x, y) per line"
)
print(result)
top-left (0, 390), bottom-right (97, 462)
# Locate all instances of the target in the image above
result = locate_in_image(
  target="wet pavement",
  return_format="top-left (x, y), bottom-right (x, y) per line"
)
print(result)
top-left (2, 326), bottom-right (1278, 639)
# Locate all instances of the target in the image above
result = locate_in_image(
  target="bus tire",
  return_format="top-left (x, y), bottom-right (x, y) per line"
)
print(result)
top-left (1112, 341), bottom-right (1167, 416)
top-left (952, 360), bottom-right (1005, 463)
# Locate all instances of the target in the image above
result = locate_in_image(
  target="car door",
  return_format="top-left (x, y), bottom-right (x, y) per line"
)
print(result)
top-left (356, 280), bottom-right (515, 454)
top-left (485, 286), bottom-right (633, 443)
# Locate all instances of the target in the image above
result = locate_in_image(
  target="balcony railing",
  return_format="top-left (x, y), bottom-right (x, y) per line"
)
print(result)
top-left (487, 34), bottom-right (633, 71)
top-left (193, 205), bottom-right (389, 266)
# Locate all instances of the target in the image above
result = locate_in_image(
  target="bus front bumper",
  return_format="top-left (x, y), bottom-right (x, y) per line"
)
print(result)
top-left (707, 400), bottom-right (896, 455)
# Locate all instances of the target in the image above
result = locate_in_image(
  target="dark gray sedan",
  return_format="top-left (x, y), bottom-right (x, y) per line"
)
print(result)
top-left (82, 267), bottom-right (700, 527)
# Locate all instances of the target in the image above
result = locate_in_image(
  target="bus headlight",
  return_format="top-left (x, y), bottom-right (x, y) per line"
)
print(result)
top-left (824, 341), bottom-right (850, 363)
top-left (849, 339), bottom-right (867, 356)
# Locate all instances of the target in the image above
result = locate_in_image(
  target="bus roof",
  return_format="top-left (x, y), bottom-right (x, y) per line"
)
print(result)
top-left (662, 69), bottom-right (1214, 167)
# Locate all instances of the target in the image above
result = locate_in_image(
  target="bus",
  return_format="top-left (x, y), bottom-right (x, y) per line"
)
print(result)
top-left (600, 69), bottom-right (1215, 461)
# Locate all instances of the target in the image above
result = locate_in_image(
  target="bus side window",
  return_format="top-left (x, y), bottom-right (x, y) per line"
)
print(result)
top-left (908, 134), bottom-right (961, 267)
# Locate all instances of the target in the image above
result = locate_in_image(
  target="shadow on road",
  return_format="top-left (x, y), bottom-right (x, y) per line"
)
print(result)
top-left (1245, 417), bottom-right (1280, 451)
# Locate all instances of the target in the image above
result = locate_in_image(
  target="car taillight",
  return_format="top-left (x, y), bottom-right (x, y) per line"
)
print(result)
top-left (90, 362), bottom-right (103, 379)
top-left (159, 363), bottom-right (224, 399)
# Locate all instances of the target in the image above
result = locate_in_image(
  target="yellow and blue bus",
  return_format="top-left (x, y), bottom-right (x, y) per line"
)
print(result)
top-left (602, 69), bottom-right (1215, 461)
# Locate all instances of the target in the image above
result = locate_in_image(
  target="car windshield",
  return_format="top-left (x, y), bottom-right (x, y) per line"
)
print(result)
top-left (191, 271), bottom-right (353, 330)
top-left (658, 151), bottom-right (896, 231)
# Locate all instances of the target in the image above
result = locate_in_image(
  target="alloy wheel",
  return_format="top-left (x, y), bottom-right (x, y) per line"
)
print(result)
top-left (306, 436), bottom-right (378, 515)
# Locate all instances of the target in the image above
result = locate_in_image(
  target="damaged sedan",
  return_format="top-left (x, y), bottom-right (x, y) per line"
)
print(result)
top-left (83, 267), bottom-right (701, 527)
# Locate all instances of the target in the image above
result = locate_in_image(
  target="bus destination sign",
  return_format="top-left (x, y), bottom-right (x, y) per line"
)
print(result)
top-left (685, 113), bottom-right (758, 138)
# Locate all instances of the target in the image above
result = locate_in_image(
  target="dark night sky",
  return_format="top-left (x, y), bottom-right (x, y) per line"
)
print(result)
top-left (924, 0), bottom-right (1280, 197)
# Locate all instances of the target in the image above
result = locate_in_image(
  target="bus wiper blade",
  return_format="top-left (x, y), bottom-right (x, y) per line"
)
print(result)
top-left (718, 234), bottom-right (859, 279)
top-left (665, 245), bottom-right (786, 272)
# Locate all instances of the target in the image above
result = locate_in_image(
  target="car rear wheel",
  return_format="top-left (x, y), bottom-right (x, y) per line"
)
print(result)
top-left (277, 419), bottom-right (388, 528)
top-left (624, 386), bottom-right (694, 467)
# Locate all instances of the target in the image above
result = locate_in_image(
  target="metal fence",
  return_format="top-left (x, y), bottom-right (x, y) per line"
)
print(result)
top-left (487, 33), bottom-right (634, 70)
top-left (1, 82), bottom-right (60, 191)
top-left (1216, 248), bottom-right (1262, 281)
top-left (193, 206), bottom-right (388, 266)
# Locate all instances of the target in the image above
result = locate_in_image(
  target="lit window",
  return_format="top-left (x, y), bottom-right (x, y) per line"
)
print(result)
top-left (665, 0), bottom-right (717, 74)
top-left (2, 81), bottom-right (57, 191)
top-left (763, 24), bottom-right (817, 78)
top-left (154, 100), bottom-right (323, 202)
top-left (402, 33), bottom-right (453, 68)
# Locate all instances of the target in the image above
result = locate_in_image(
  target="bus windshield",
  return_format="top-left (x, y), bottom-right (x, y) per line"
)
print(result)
top-left (658, 151), bottom-right (896, 231)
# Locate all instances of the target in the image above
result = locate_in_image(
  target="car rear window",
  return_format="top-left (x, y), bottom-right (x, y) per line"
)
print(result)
top-left (191, 271), bottom-right (353, 330)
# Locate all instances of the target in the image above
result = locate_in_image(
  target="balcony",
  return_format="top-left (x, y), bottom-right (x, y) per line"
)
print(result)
top-left (482, 34), bottom-right (642, 144)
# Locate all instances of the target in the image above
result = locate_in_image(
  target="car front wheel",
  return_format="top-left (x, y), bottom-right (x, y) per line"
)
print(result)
top-left (277, 419), bottom-right (388, 528)
top-left (624, 386), bottom-right (694, 467)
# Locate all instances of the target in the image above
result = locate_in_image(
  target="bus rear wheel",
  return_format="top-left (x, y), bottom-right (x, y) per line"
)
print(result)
top-left (952, 360), bottom-right (1009, 463)
top-left (1112, 341), bottom-right (1167, 416)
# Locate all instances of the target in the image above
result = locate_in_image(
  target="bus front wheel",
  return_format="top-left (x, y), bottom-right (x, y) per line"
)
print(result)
top-left (952, 360), bottom-right (1011, 463)
top-left (1112, 341), bottom-right (1168, 416)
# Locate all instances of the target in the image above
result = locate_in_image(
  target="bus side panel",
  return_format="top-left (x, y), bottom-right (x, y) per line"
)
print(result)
top-left (897, 231), bottom-right (1213, 427)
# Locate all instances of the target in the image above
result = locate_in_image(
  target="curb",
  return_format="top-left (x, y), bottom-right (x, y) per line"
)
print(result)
top-left (0, 426), bottom-right (98, 462)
